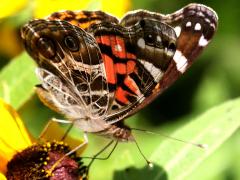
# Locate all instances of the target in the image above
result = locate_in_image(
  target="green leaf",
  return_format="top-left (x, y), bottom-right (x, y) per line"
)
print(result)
top-left (149, 98), bottom-right (240, 180)
top-left (187, 131), bottom-right (240, 180)
top-left (89, 98), bottom-right (240, 180)
top-left (0, 52), bottom-right (37, 109)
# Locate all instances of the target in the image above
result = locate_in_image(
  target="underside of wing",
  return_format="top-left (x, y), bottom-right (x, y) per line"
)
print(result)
top-left (21, 4), bottom-right (218, 131)
top-left (22, 19), bottom-right (111, 122)
top-left (35, 68), bottom-right (109, 132)
top-left (121, 3), bottom-right (218, 91)
top-left (35, 68), bottom-right (86, 118)
top-left (89, 19), bottom-right (177, 124)
top-left (92, 3), bottom-right (218, 123)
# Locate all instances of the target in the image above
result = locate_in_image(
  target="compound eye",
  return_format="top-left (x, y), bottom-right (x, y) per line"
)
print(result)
top-left (64, 35), bottom-right (79, 52)
top-left (37, 37), bottom-right (55, 58)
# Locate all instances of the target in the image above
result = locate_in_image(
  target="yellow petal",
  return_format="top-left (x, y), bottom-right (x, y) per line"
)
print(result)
top-left (0, 26), bottom-right (23, 58)
top-left (101, 0), bottom-right (130, 18)
top-left (34, 0), bottom-right (91, 18)
top-left (34, 0), bottom-right (130, 19)
top-left (0, 0), bottom-right (28, 19)
top-left (0, 99), bottom-right (32, 173)
top-left (0, 173), bottom-right (6, 180)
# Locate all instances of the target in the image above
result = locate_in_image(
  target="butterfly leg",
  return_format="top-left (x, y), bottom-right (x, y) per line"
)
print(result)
top-left (65, 132), bottom-right (89, 156)
top-left (38, 117), bottom-right (73, 139)
top-left (84, 140), bottom-right (118, 169)
top-left (52, 118), bottom-right (75, 141)
top-left (80, 140), bottom-right (118, 166)
top-left (51, 117), bottom-right (73, 124)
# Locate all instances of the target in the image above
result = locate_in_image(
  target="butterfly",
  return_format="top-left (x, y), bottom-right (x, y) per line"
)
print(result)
top-left (21, 3), bottom-right (218, 145)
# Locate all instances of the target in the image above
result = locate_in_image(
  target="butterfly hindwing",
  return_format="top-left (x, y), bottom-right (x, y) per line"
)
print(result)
top-left (121, 3), bottom-right (218, 91)
top-left (35, 68), bottom-right (109, 132)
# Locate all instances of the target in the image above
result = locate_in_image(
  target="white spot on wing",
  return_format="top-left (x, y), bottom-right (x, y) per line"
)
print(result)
top-left (186, 21), bottom-right (192, 27)
top-left (173, 50), bottom-right (188, 73)
top-left (205, 18), bottom-right (211, 23)
top-left (114, 44), bottom-right (122, 52)
top-left (194, 23), bottom-right (201, 31)
top-left (199, 35), bottom-right (209, 47)
top-left (137, 38), bottom-right (145, 48)
top-left (139, 60), bottom-right (163, 82)
top-left (156, 35), bottom-right (162, 42)
top-left (198, 12), bottom-right (205, 18)
top-left (174, 26), bottom-right (181, 37)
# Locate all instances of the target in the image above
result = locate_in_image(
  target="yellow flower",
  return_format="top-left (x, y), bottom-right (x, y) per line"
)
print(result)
top-left (0, 99), bottom-right (87, 179)
top-left (101, 0), bottom-right (131, 18)
top-left (0, 0), bottom-right (28, 19)
top-left (34, 0), bottom-right (130, 18)
top-left (0, 99), bottom-right (32, 174)
top-left (0, 0), bottom-right (130, 19)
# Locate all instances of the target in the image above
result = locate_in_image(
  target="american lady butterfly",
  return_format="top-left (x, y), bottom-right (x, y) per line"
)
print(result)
top-left (21, 4), bottom-right (218, 147)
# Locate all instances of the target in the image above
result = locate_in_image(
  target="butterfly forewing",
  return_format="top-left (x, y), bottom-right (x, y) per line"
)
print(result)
top-left (22, 19), bottom-right (111, 129)
top-left (47, 10), bottom-right (119, 31)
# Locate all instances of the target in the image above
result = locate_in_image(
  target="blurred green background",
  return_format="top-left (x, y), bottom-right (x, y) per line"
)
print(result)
top-left (0, 0), bottom-right (239, 180)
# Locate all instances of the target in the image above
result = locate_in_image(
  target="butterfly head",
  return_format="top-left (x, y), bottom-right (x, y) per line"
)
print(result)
top-left (135, 19), bottom-right (177, 71)
top-left (21, 19), bottom-right (102, 68)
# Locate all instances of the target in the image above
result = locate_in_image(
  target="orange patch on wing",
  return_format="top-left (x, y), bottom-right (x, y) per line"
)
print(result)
top-left (95, 37), bottom-right (101, 44)
top-left (96, 36), bottom-right (111, 46)
top-left (102, 54), bottom-right (116, 84)
top-left (96, 35), bottom-right (136, 61)
top-left (64, 12), bottom-right (74, 18)
top-left (76, 13), bottom-right (87, 19)
top-left (91, 13), bottom-right (99, 18)
top-left (115, 87), bottom-right (129, 105)
top-left (112, 36), bottom-right (126, 59)
top-left (126, 60), bottom-right (136, 74)
top-left (126, 53), bottom-right (136, 59)
top-left (124, 76), bottom-right (140, 96)
top-left (70, 20), bottom-right (79, 26)
top-left (153, 83), bottom-right (161, 93)
top-left (115, 63), bottom-right (127, 74)
top-left (79, 22), bottom-right (94, 29)
top-left (53, 12), bottom-right (70, 20)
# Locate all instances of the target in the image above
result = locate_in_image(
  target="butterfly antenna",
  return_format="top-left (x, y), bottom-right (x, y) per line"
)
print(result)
top-left (131, 128), bottom-right (208, 149)
top-left (133, 138), bottom-right (154, 168)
